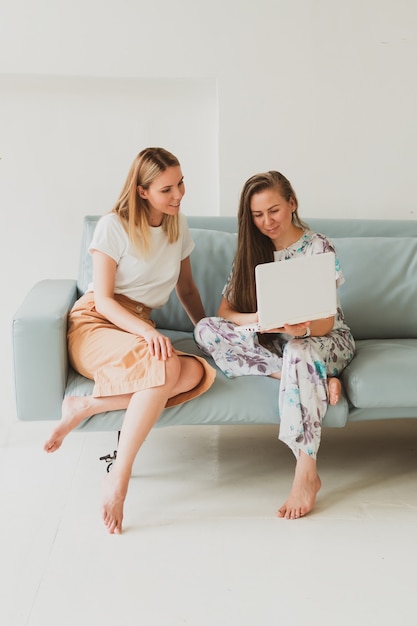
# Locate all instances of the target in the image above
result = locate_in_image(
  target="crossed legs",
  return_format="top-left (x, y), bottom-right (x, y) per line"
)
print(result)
top-left (44, 364), bottom-right (342, 529)
top-left (44, 355), bottom-right (204, 534)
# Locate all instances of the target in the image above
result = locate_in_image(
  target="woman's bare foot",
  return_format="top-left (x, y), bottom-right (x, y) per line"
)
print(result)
top-left (328, 377), bottom-right (341, 406)
top-left (102, 471), bottom-right (129, 534)
top-left (276, 453), bottom-right (321, 519)
top-left (269, 371), bottom-right (281, 380)
top-left (43, 396), bottom-right (94, 453)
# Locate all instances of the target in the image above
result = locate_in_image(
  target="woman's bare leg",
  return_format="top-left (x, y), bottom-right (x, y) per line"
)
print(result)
top-left (44, 355), bottom-right (205, 453)
top-left (276, 451), bottom-right (321, 520)
top-left (102, 355), bottom-right (204, 534)
top-left (44, 394), bottom-right (133, 453)
top-left (102, 386), bottom-right (170, 534)
top-left (269, 371), bottom-right (281, 380)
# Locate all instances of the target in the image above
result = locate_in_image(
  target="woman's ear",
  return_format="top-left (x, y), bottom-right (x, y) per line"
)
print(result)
top-left (137, 185), bottom-right (147, 199)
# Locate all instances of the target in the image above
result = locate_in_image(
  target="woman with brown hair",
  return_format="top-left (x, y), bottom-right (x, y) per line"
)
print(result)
top-left (195, 170), bottom-right (355, 519)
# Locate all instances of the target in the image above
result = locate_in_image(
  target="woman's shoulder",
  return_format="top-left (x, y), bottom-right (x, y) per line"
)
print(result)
top-left (178, 212), bottom-right (189, 231)
top-left (96, 212), bottom-right (122, 228)
top-left (177, 212), bottom-right (194, 244)
top-left (303, 229), bottom-right (329, 242)
top-left (302, 230), bottom-right (345, 285)
top-left (95, 213), bottom-right (125, 235)
top-left (92, 213), bottom-right (128, 248)
top-left (303, 230), bottom-right (336, 253)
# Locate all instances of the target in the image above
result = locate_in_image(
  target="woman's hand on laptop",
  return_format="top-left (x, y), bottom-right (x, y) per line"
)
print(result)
top-left (271, 317), bottom-right (334, 338)
top-left (263, 321), bottom-right (311, 336)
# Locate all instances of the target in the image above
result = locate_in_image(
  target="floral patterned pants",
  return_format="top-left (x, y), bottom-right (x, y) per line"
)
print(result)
top-left (194, 317), bottom-right (355, 459)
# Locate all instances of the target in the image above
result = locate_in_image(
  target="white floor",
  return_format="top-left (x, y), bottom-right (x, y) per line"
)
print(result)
top-left (1, 417), bottom-right (417, 626)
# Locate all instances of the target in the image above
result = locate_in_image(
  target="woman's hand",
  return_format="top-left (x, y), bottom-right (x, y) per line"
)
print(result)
top-left (282, 321), bottom-right (311, 337)
top-left (263, 321), bottom-right (311, 336)
top-left (142, 328), bottom-right (173, 360)
top-left (264, 316), bottom-right (334, 337)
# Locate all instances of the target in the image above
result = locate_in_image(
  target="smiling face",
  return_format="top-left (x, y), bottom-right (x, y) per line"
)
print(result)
top-left (250, 187), bottom-right (301, 250)
top-left (137, 165), bottom-right (185, 226)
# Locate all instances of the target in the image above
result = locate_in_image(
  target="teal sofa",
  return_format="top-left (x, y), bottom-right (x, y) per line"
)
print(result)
top-left (12, 216), bottom-right (417, 440)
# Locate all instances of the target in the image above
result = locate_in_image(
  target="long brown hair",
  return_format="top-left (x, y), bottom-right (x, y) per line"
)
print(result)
top-left (111, 147), bottom-right (181, 254)
top-left (225, 170), bottom-right (308, 313)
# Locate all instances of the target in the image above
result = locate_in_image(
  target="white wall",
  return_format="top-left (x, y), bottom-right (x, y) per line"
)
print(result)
top-left (1, 0), bottom-right (417, 426)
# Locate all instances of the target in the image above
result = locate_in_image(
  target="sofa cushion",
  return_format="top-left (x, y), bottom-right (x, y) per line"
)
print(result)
top-left (168, 336), bottom-right (349, 427)
top-left (342, 338), bottom-right (417, 408)
top-left (66, 333), bottom-right (349, 429)
top-left (333, 237), bottom-right (417, 340)
top-left (152, 229), bottom-right (237, 332)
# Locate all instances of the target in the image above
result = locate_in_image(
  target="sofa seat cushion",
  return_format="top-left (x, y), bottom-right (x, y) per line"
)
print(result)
top-left (66, 333), bottom-right (349, 431)
top-left (341, 338), bottom-right (417, 408)
top-left (169, 337), bottom-right (349, 427)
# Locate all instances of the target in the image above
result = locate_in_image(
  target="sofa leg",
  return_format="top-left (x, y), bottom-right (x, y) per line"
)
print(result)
top-left (99, 431), bottom-right (120, 472)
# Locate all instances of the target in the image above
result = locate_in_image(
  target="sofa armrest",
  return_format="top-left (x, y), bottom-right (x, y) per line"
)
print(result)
top-left (12, 279), bottom-right (78, 421)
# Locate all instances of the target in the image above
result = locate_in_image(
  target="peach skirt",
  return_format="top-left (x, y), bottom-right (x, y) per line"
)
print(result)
top-left (67, 293), bottom-right (216, 408)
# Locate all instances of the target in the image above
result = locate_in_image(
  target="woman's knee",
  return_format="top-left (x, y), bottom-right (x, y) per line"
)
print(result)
top-left (194, 316), bottom-right (222, 347)
top-left (285, 337), bottom-right (320, 357)
top-left (284, 338), bottom-right (322, 370)
top-left (284, 338), bottom-right (328, 379)
top-left (165, 354), bottom-right (204, 393)
top-left (179, 356), bottom-right (205, 391)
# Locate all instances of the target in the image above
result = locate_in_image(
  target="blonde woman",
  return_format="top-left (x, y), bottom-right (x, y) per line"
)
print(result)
top-left (45, 147), bottom-right (215, 534)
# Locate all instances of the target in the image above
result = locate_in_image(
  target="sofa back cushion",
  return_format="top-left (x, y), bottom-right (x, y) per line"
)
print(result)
top-left (152, 229), bottom-right (237, 331)
top-left (187, 216), bottom-right (417, 238)
top-left (78, 216), bottom-right (417, 340)
top-left (157, 233), bottom-right (417, 339)
top-left (78, 216), bottom-right (98, 295)
top-left (333, 236), bottom-right (417, 340)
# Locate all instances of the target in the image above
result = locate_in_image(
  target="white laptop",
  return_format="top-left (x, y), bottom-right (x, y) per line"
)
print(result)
top-left (239, 251), bottom-right (337, 332)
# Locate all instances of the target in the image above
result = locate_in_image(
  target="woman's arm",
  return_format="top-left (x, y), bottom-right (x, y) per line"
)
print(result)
top-left (92, 250), bottom-right (173, 359)
top-left (175, 256), bottom-right (206, 325)
top-left (217, 297), bottom-right (259, 327)
top-left (217, 297), bottom-right (334, 336)
top-left (270, 316), bottom-right (335, 337)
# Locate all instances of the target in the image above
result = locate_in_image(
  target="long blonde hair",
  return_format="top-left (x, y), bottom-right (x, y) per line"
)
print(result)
top-left (111, 147), bottom-right (181, 254)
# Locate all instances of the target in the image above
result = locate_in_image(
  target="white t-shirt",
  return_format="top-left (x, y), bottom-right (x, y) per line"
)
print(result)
top-left (88, 212), bottom-right (194, 308)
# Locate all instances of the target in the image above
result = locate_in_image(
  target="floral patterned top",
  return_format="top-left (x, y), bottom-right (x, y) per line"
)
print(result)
top-left (223, 229), bottom-right (350, 334)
